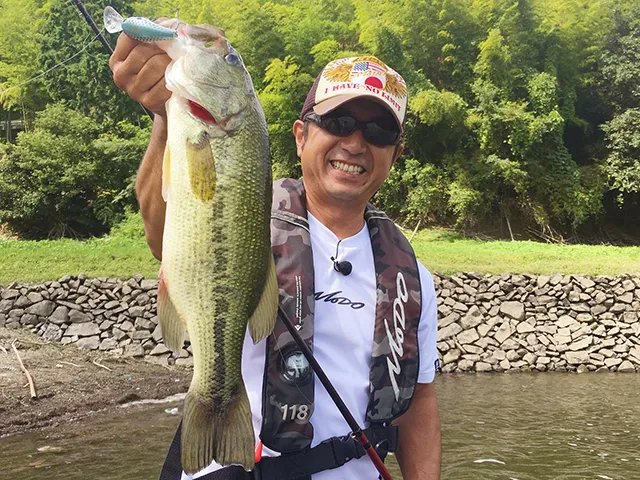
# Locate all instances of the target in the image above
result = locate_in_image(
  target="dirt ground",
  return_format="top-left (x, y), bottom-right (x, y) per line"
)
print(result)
top-left (0, 327), bottom-right (191, 437)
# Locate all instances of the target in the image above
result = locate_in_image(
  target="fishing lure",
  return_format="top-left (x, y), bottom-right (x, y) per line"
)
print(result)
top-left (103, 6), bottom-right (177, 42)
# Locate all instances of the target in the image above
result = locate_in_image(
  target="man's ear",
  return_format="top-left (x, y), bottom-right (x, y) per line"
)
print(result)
top-left (392, 143), bottom-right (404, 164)
top-left (293, 120), bottom-right (305, 158)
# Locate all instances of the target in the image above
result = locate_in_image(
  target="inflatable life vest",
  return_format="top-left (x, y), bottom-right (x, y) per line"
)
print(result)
top-left (261, 178), bottom-right (422, 452)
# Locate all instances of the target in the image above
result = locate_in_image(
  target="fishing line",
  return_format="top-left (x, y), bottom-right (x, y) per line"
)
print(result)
top-left (71, 0), bottom-right (154, 119)
top-left (0, 29), bottom-right (101, 98)
top-left (0, 0), bottom-right (103, 99)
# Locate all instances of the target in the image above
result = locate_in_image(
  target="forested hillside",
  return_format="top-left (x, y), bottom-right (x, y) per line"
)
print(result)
top-left (0, 0), bottom-right (638, 242)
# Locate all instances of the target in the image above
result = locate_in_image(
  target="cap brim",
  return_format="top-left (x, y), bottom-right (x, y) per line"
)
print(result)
top-left (313, 93), bottom-right (404, 132)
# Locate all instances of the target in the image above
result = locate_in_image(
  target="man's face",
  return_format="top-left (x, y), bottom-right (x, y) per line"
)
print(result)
top-left (293, 98), bottom-right (403, 208)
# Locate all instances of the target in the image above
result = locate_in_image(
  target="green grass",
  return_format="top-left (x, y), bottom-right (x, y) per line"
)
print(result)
top-left (0, 237), bottom-right (160, 286)
top-left (1, 225), bottom-right (639, 286)
top-left (411, 229), bottom-right (640, 275)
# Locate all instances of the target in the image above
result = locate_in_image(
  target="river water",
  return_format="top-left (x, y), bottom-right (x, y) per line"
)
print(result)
top-left (2, 373), bottom-right (640, 479)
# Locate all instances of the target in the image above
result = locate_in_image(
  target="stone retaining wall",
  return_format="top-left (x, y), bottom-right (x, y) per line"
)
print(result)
top-left (0, 274), bottom-right (188, 367)
top-left (2, 273), bottom-right (640, 373)
top-left (434, 273), bottom-right (640, 373)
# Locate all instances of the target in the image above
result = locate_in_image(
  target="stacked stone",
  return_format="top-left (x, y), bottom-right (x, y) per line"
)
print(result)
top-left (435, 273), bottom-right (640, 373)
top-left (2, 273), bottom-right (640, 373)
top-left (0, 274), bottom-right (192, 367)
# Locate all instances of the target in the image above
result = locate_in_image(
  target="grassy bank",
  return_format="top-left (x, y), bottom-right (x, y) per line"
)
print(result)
top-left (411, 230), bottom-right (640, 276)
top-left (1, 226), bottom-right (640, 285)
top-left (0, 237), bottom-right (160, 286)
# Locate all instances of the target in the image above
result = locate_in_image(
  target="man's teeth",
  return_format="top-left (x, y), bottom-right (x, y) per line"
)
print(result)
top-left (330, 161), bottom-right (364, 174)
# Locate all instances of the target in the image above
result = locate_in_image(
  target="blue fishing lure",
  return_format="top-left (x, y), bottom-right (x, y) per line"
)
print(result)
top-left (103, 5), bottom-right (177, 42)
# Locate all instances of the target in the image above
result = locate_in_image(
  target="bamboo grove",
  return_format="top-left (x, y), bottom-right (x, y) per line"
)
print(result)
top-left (0, 0), bottom-right (638, 241)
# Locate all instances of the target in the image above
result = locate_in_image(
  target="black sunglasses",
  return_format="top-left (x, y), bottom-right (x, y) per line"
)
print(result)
top-left (304, 112), bottom-right (402, 147)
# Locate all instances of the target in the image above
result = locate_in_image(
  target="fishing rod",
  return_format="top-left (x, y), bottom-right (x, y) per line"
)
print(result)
top-left (277, 305), bottom-right (394, 480)
top-left (71, 0), bottom-right (154, 120)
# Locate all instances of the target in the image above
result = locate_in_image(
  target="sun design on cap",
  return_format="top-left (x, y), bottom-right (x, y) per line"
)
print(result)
top-left (322, 56), bottom-right (407, 99)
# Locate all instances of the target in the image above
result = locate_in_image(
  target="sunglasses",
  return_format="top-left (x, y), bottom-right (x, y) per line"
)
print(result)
top-left (304, 112), bottom-right (402, 147)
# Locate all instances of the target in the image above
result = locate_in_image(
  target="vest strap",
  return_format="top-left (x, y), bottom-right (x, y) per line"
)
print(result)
top-left (159, 423), bottom-right (398, 480)
top-left (159, 421), bottom-right (183, 480)
top-left (254, 425), bottom-right (398, 480)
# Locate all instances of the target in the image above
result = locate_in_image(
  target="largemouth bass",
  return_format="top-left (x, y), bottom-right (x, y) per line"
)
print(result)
top-left (117, 16), bottom-right (277, 473)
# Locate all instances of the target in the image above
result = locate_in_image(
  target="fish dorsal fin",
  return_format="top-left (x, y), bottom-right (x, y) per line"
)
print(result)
top-left (248, 254), bottom-right (278, 344)
top-left (186, 133), bottom-right (216, 202)
top-left (157, 268), bottom-right (186, 352)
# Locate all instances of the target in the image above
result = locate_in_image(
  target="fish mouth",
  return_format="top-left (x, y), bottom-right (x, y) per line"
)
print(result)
top-left (187, 100), bottom-right (217, 125)
top-left (186, 99), bottom-right (245, 131)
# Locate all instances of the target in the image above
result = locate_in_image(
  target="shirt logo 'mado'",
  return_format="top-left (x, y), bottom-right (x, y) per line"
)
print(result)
top-left (314, 290), bottom-right (365, 309)
top-left (384, 272), bottom-right (409, 401)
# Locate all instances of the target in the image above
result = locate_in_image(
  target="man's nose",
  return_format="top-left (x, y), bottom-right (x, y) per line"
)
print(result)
top-left (338, 128), bottom-right (367, 155)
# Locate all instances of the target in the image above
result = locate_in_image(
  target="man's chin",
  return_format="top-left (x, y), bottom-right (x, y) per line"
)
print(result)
top-left (325, 184), bottom-right (367, 203)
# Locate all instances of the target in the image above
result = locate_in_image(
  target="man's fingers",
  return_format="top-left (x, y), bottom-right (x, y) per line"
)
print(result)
top-left (129, 53), bottom-right (171, 99)
top-left (141, 77), bottom-right (172, 114)
top-left (112, 43), bottom-right (166, 90)
top-left (109, 32), bottom-right (139, 70)
top-left (108, 25), bottom-right (172, 114)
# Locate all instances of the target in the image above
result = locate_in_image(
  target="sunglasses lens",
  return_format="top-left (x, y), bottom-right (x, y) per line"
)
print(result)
top-left (311, 113), bottom-right (400, 146)
top-left (321, 116), bottom-right (357, 136)
top-left (363, 123), bottom-right (400, 146)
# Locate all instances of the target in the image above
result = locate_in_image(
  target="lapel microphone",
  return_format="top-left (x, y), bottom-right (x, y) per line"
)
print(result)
top-left (330, 240), bottom-right (353, 276)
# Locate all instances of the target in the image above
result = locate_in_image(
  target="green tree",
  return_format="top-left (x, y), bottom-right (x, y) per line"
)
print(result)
top-left (38, 0), bottom-right (143, 124)
top-left (259, 57), bottom-right (314, 179)
top-left (0, 0), bottom-right (49, 123)
top-left (600, 4), bottom-right (640, 205)
top-left (0, 0), bottom-right (635, 240)
top-left (0, 103), bottom-right (148, 238)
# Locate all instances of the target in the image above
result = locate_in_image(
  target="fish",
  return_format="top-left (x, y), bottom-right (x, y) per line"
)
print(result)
top-left (104, 7), bottom-right (278, 473)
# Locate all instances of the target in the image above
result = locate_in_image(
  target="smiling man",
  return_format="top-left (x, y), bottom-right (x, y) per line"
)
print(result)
top-left (111, 37), bottom-right (441, 479)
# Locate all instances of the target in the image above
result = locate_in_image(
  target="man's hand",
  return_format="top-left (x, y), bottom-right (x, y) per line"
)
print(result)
top-left (394, 382), bottom-right (441, 479)
top-left (109, 32), bottom-right (172, 115)
top-left (109, 29), bottom-right (171, 259)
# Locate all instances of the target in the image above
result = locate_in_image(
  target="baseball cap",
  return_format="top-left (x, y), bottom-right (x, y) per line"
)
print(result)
top-left (299, 56), bottom-right (408, 132)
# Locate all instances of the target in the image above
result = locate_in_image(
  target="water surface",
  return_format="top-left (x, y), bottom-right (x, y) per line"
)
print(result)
top-left (3, 373), bottom-right (640, 479)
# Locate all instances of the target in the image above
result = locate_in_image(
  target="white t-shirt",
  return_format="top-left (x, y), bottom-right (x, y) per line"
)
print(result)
top-left (184, 212), bottom-right (438, 480)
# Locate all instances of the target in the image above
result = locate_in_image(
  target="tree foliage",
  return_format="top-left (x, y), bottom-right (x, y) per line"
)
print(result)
top-left (599, 4), bottom-right (640, 207)
top-left (38, 0), bottom-right (144, 124)
top-left (0, 103), bottom-right (148, 237)
top-left (0, 0), bottom-right (638, 240)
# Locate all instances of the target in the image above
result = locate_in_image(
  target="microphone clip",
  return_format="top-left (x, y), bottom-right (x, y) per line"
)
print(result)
top-left (331, 240), bottom-right (353, 276)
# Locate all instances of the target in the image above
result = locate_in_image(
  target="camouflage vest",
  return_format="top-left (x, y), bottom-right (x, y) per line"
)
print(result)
top-left (260, 178), bottom-right (421, 453)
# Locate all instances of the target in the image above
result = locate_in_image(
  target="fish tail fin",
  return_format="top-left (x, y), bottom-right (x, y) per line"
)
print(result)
top-left (248, 254), bottom-right (278, 344)
top-left (181, 387), bottom-right (255, 474)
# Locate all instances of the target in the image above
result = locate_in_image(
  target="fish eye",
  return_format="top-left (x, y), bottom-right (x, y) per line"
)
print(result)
top-left (224, 51), bottom-right (241, 66)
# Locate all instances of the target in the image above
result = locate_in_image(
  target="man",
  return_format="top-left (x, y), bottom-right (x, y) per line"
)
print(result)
top-left (110, 29), bottom-right (441, 480)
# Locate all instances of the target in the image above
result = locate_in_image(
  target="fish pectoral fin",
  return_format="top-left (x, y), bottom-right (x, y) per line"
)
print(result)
top-left (162, 145), bottom-right (171, 202)
top-left (182, 387), bottom-right (255, 473)
top-left (158, 269), bottom-right (186, 352)
top-left (248, 254), bottom-right (278, 344)
top-left (187, 133), bottom-right (216, 202)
